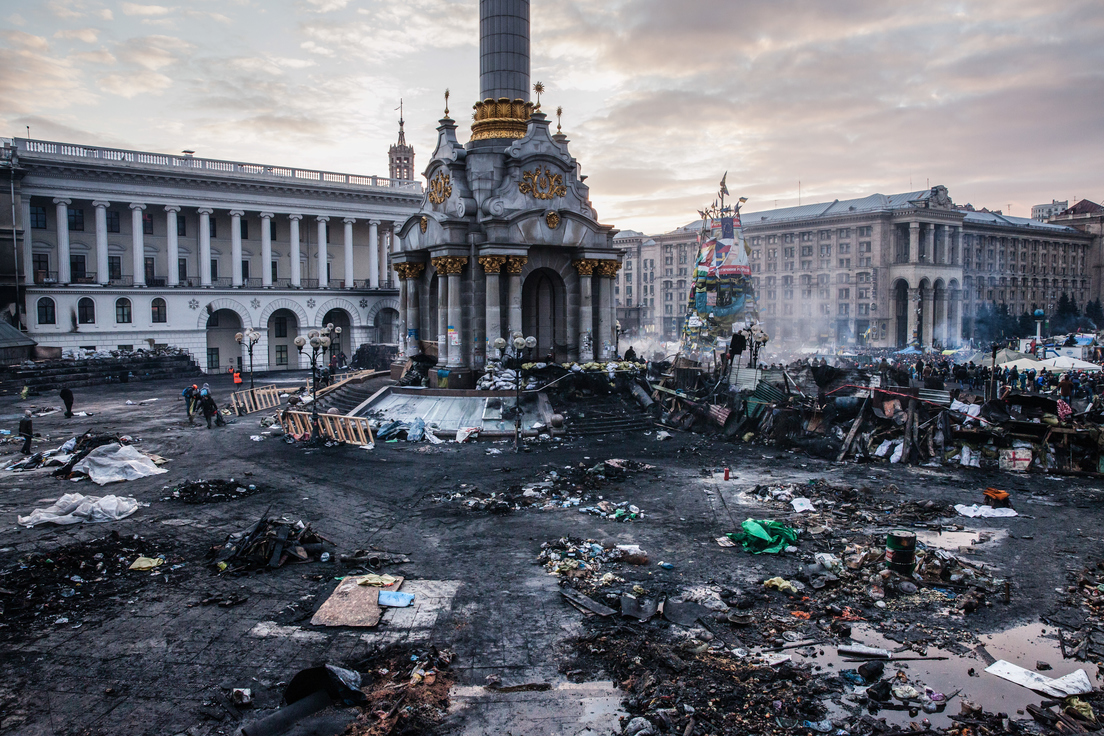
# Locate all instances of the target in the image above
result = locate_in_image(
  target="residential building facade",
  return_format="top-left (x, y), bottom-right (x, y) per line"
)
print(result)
top-left (4, 132), bottom-right (422, 372)
top-left (617, 186), bottom-right (1093, 349)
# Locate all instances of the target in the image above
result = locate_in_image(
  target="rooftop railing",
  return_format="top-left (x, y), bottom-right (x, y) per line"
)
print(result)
top-left (15, 138), bottom-right (422, 194)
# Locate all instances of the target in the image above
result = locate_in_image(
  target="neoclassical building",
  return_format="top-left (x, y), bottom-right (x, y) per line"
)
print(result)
top-left (616, 186), bottom-right (1093, 348)
top-left (7, 129), bottom-right (421, 372)
top-left (391, 0), bottom-right (621, 385)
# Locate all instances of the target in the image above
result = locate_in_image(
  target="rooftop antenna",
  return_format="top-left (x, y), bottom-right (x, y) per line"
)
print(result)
top-left (396, 98), bottom-right (404, 126)
top-left (26, 125), bottom-right (30, 138)
top-left (799, 180), bottom-right (801, 206)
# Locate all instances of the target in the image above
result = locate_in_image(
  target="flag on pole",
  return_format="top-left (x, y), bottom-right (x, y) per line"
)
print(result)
top-left (719, 171), bottom-right (729, 197)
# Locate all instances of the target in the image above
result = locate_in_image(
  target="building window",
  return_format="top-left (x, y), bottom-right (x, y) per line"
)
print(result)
top-left (30, 205), bottom-right (47, 229)
top-left (838, 258), bottom-right (851, 268)
top-left (142, 213), bottom-right (153, 235)
top-left (211, 260), bottom-right (219, 279)
top-left (839, 288), bottom-right (850, 299)
top-left (269, 219), bottom-right (276, 241)
top-left (78, 297), bottom-right (95, 324)
top-left (37, 297), bottom-right (56, 325)
top-left (70, 254), bottom-right (87, 280)
top-left (178, 258), bottom-right (188, 282)
top-left (274, 316), bottom-right (288, 338)
top-left (151, 297), bottom-right (166, 323)
top-left (240, 219), bottom-right (249, 240)
top-left (819, 230), bottom-right (831, 240)
top-left (32, 253), bottom-right (49, 277)
top-left (109, 256), bottom-right (122, 280)
top-left (207, 311), bottom-right (219, 328)
top-left (207, 347), bottom-right (220, 370)
top-left (177, 216), bottom-right (186, 237)
top-left (115, 298), bottom-right (132, 324)
top-left (242, 260), bottom-right (250, 280)
top-left (106, 210), bottom-right (120, 233)
top-left (275, 344), bottom-right (288, 366)
top-left (271, 261), bottom-right (278, 282)
top-left (209, 217), bottom-right (217, 238)
top-left (144, 257), bottom-right (155, 284)
top-left (838, 243), bottom-right (851, 254)
top-left (68, 207), bottom-right (85, 231)
top-left (858, 226), bottom-right (872, 237)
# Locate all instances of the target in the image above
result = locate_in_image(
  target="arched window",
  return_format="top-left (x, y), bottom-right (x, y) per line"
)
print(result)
top-left (78, 297), bottom-right (95, 324)
top-left (115, 297), bottom-right (132, 324)
top-left (37, 297), bottom-right (56, 325)
top-left (151, 297), bottom-right (167, 323)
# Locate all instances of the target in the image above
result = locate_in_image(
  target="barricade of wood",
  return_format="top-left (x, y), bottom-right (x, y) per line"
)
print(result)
top-left (230, 384), bottom-right (282, 415)
top-left (281, 410), bottom-right (376, 446)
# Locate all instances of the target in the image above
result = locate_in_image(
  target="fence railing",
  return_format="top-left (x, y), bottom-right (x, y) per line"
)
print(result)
top-left (16, 138), bottom-right (422, 194)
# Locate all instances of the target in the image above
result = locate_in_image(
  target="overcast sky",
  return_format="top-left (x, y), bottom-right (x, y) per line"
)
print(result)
top-left (3, 0), bottom-right (1102, 234)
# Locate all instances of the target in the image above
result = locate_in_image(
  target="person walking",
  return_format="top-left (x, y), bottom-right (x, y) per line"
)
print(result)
top-left (60, 387), bottom-right (74, 417)
top-left (182, 383), bottom-right (199, 425)
top-left (19, 410), bottom-right (33, 454)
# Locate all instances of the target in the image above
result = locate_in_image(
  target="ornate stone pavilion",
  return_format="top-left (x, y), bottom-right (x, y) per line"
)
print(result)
top-left (392, 0), bottom-right (622, 386)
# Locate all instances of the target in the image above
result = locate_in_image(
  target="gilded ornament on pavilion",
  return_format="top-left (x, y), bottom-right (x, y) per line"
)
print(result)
top-left (478, 255), bottom-right (508, 273)
top-left (573, 259), bottom-right (598, 276)
top-left (427, 171), bottom-right (452, 205)
top-left (419, 216), bottom-right (428, 233)
top-left (545, 210), bottom-right (560, 229)
top-left (505, 256), bottom-right (528, 274)
top-left (518, 166), bottom-right (567, 200)
top-left (432, 256), bottom-right (468, 275)
top-left (470, 97), bottom-right (533, 140)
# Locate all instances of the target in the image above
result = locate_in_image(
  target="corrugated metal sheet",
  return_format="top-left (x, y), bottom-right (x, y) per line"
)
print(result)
top-left (357, 389), bottom-right (544, 434)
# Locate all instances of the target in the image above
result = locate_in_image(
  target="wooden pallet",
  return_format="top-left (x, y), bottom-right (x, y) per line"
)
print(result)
top-left (230, 384), bottom-right (282, 415)
top-left (281, 410), bottom-right (376, 446)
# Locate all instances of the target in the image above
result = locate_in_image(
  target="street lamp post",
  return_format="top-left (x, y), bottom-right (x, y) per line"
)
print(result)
top-left (294, 328), bottom-right (331, 443)
top-left (235, 328), bottom-right (261, 390)
top-left (495, 332), bottom-right (536, 453)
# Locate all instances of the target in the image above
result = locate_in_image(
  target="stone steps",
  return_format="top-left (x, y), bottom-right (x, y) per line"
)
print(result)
top-left (0, 355), bottom-right (203, 393)
top-left (315, 384), bottom-right (377, 415)
top-left (565, 402), bottom-right (653, 437)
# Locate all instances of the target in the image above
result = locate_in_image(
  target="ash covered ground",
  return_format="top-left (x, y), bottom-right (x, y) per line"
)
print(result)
top-left (0, 373), bottom-right (1102, 736)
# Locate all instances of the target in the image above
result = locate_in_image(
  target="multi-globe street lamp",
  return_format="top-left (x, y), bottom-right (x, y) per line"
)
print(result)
top-left (235, 328), bottom-right (261, 390)
top-left (494, 332), bottom-right (536, 452)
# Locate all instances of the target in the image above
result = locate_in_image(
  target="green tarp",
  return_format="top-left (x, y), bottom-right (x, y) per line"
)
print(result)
top-left (726, 519), bottom-right (799, 554)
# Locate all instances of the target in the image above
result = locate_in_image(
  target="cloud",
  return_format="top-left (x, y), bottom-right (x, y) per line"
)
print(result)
top-left (98, 9), bottom-right (114, 20)
top-left (303, 0), bottom-right (350, 11)
top-left (0, 35), bottom-right (94, 115)
top-left (115, 35), bottom-right (193, 70)
top-left (74, 49), bottom-right (117, 65)
top-left (300, 41), bottom-right (334, 57)
top-left (120, 3), bottom-right (174, 17)
top-left (2, 31), bottom-right (50, 52)
top-left (8, 13), bottom-right (26, 26)
top-left (97, 70), bottom-right (173, 97)
top-left (54, 28), bottom-right (100, 43)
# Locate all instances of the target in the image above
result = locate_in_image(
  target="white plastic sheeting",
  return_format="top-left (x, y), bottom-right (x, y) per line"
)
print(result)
top-left (72, 443), bottom-right (167, 485)
top-left (17, 492), bottom-right (139, 527)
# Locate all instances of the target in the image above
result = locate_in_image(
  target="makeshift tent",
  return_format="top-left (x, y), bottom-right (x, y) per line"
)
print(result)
top-left (998, 358), bottom-right (1048, 372)
top-left (966, 348), bottom-right (1029, 365)
top-left (1039, 356), bottom-right (1102, 372)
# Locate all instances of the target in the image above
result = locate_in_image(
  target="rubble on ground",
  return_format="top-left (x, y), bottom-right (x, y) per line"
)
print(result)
top-left (209, 516), bottom-right (331, 573)
top-left (162, 479), bottom-right (263, 504)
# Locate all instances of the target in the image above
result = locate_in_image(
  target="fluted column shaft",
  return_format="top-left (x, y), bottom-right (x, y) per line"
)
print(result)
top-left (368, 220), bottom-right (380, 288)
top-left (479, 256), bottom-right (506, 358)
top-left (165, 206), bottom-right (180, 286)
top-left (316, 217), bottom-right (329, 287)
top-left (54, 198), bottom-right (71, 283)
top-left (198, 208), bottom-right (213, 286)
top-left (230, 210), bottom-right (244, 286)
top-left (343, 218), bottom-right (356, 288)
top-left (288, 215), bottom-right (302, 287)
top-left (130, 203), bottom-right (146, 286)
top-left (574, 259), bottom-right (596, 361)
top-left (260, 213), bottom-right (273, 287)
top-left (506, 256), bottom-right (526, 338)
top-left (93, 201), bottom-right (110, 285)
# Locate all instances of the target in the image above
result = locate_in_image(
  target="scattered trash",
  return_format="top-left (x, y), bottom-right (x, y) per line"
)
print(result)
top-left (209, 516), bottom-right (330, 573)
top-left (71, 444), bottom-right (167, 485)
top-left (726, 519), bottom-right (800, 554)
top-left (162, 479), bottom-right (262, 504)
top-left (955, 504), bottom-right (1019, 518)
top-left (984, 660), bottom-right (1093, 698)
top-left (128, 556), bottom-right (163, 571)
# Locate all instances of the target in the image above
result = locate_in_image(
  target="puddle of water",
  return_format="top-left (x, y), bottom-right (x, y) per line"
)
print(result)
top-left (792, 622), bottom-right (1098, 729)
top-left (915, 528), bottom-right (1008, 551)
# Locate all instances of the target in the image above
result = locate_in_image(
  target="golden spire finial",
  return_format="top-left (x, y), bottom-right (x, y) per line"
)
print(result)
top-left (556, 106), bottom-right (563, 133)
top-left (533, 81), bottom-right (544, 110)
top-left (444, 88), bottom-right (450, 116)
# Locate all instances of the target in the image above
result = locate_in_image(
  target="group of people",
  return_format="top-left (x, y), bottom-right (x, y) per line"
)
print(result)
top-left (182, 383), bottom-right (225, 428)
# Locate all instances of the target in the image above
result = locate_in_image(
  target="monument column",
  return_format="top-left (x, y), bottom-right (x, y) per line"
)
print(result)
top-left (432, 258), bottom-right (449, 361)
top-left (288, 215), bottom-right (302, 287)
top-left (574, 259), bottom-right (596, 361)
top-left (396, 263), bottom-right (424, 357)
top-left (506, 256), bottom-right (526, 338)
top-left (93, 201), bottom-right (110, 285)
top-left (165, 206), bottom-right (180, 286)
top-left (368, 220), bottom-right (380, 288)
top-left (54, 198), bottom-right (71, 284)
top-left (198, 208), bottom-right (213, 286)
top-left (479, 256), bottom-right (506, 358)
top-left (595, 260), bottom-right (619, 359)
top-left (908, 222), bottom-right (919, 264)
top-left (259, 212), bottom-right (273, 287)
top-left (437, 257), bottom-right (467, 368)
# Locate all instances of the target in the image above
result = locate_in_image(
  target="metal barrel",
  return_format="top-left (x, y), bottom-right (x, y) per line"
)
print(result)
top-left (885, 530), bottom-right (916, 574)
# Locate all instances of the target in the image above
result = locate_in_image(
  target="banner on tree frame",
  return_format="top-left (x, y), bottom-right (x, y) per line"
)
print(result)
top-left (695, 215), bottom-right (750, 278)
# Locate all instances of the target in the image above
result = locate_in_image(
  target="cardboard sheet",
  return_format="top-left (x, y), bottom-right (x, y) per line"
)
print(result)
top-left (310, 574), bottom-right (404, 627)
